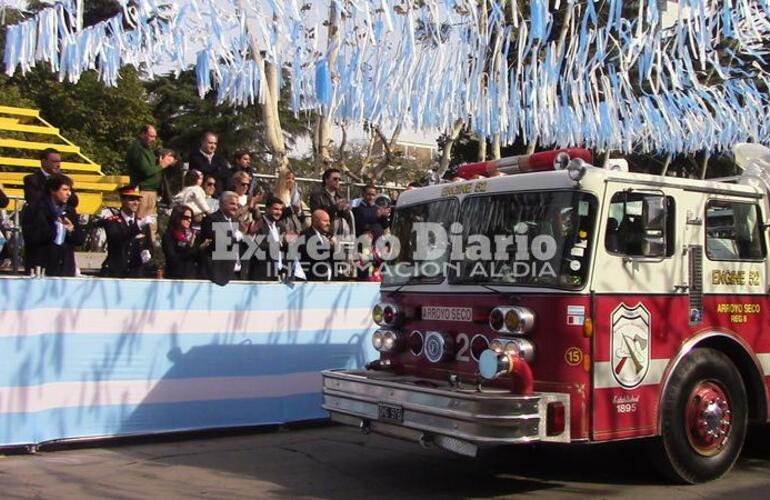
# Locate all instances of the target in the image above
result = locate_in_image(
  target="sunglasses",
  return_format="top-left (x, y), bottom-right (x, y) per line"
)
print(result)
top-left (239, 182), bottom-right (250, 187)
top-left (181, 215), bottom-right (193, 221)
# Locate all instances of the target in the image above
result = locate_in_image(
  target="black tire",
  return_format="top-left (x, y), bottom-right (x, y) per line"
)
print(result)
top-left (650, 348), bottom-right (747, 484)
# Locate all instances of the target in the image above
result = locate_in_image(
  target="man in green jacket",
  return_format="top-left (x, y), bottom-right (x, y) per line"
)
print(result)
top-left (126, 125), bottom-right (163, 242)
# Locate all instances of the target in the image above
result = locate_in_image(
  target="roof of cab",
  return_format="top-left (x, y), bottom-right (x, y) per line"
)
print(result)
top-left (397, 166), bottom-right (763, 207)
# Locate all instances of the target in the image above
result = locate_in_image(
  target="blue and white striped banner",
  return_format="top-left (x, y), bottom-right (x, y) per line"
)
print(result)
top-left (0, 277), bottom-right (379, 447)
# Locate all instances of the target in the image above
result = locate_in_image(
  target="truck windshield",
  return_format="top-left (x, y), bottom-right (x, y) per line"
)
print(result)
top-left (382, 198), bottom-right (459, 286)
top-left (450, 191), bottom-right (598, 289)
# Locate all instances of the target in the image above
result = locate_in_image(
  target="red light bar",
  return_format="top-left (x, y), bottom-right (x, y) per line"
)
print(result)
top-left (455, 148), bottom-right (593, 180)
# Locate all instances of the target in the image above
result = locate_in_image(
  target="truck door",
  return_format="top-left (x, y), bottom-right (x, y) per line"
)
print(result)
top-left (701, 199), bottom-right (769, 356)
top-left (590, 185), bottom-right (687, 441)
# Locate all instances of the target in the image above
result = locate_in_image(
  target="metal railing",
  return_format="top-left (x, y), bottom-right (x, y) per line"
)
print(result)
top-left (251, 172), bottom-right (405, 201)
top-left (1, 195), bottom-right (24, 275)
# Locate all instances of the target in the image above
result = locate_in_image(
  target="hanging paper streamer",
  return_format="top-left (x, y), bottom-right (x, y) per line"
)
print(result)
top-left (315, 59), bottom-right (332, 106)
top-left (4, 0), bottom-right (770, 154)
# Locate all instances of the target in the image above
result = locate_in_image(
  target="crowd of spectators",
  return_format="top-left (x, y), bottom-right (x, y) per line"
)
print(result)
top-left (6, 125), bottom-right (398, 285)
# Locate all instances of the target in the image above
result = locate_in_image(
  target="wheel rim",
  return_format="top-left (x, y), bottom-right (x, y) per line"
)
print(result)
top-left (685, 380), bottom-right (732, 457)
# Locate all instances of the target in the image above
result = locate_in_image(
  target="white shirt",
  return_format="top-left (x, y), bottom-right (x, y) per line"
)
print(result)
top-left (224, 215), bottom-right (241, 272)
top-left (174, 185), bottom-right (211, 216)
top-left (265, 217), bottom-right (283, 271)
top-left (313, 228), bottom-right (332, 280)
top-left (121, 210), bottom-right (136, 226)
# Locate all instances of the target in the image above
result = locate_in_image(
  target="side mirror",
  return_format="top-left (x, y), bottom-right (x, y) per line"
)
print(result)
top-left (641, 196), bottom-right (667, 257)
top-left (643, 196), bottom-right (666, 230)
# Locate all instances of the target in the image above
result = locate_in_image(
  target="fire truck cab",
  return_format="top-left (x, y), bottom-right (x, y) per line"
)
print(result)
top-left (322, 144), bottom-right (770, 483)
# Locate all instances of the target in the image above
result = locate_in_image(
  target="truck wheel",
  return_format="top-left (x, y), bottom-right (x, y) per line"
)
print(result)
top-left (652, 348), bottom-right (747, 483)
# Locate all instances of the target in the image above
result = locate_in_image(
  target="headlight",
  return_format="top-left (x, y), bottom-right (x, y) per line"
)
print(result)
top-left (372, 329), bottom-right (403, 353)
top-left (501, 338), bottom-right (535, 362)
top-left (489, 339), bottom-right (505, 353)
top-left (489, 306), bottom-right (535, 335)
top-left (372, 330), bottom-right (384, 350)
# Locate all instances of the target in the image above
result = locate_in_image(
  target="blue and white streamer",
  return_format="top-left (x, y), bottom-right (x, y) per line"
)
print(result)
top-left (4, 0), bottom-right (770, 154)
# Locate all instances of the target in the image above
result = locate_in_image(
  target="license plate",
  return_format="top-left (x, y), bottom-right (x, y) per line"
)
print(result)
top-left (421, 306), bottom-right (473, 322)
top-left (377, 403), bottom-right (404, 423)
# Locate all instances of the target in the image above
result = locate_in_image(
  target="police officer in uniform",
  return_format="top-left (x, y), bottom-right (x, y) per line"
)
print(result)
top-left (100, 186), bottom-right (153, 278)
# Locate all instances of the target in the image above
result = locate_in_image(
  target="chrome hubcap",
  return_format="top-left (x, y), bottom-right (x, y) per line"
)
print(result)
top-left (686, 381), bottom-right (731, 456)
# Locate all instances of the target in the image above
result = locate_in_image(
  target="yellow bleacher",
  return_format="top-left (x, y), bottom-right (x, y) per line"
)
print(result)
top-left (0, 105), bottom-right (129, 214)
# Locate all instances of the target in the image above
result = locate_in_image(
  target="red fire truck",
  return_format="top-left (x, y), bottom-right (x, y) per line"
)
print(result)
top-left (322, 144), bottom-right (770, 483)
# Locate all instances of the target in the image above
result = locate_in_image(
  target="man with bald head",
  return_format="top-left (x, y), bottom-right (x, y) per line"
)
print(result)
top-left (200, 191), bottom-right (249, 285)
top-left (297, 209), bottom-right (337, 281)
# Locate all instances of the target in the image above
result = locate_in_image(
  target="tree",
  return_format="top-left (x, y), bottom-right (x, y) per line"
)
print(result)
top-left (1, 2), bottom-right (153, 174)
top-left (146, 69), bottom-right (311, 168)
top-left (6, 67), bottom-right (155, 174)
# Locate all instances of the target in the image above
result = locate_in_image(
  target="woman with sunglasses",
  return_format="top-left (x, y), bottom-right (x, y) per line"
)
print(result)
top-left (202, 174), bottom-right (219, 212)
top-left (274, 168), bottom-right (305, 233)
top-left (231, 170), bottom-right (263, 233)
top-left (162, 204), bottom-right (208, 279)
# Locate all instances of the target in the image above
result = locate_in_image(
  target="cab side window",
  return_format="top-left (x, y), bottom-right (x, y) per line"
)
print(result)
top-left (605, 192), bottom-right (675, 257)
top-left (705, 201), bottom-right (765, 261)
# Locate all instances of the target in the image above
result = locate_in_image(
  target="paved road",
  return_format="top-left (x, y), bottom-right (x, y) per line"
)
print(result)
top-left (2, 423), bottom-right (770, 499)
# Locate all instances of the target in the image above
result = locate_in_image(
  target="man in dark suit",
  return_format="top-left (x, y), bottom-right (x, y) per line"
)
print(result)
top-left (200, 191), bottom-right (249, 286)
top-left (298, 209), bottom-right (337, 281)
top-left (249, 197), bottom-right (289, 281)
top-left (21, 173), bottom-right (84, 276)
top-left (188, 132), bottom-right (231, 196)
top-left (23, 148), bottom-right (79, 208)
top-left (99, 186), bottom-right (153, 278)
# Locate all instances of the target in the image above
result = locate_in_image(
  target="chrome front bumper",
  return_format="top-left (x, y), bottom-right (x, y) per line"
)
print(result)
top-left (322, 369), bottom-right (570, 457)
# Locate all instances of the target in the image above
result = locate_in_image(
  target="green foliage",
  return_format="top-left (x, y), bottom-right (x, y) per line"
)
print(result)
top-left (0, 75), bottom-right (35, 108)
top-left (81, 0), bottom-right (121, 26)
top-left (146, 69), bottom-right (313, 171)
top-left (145, 70), bottom-right (264, 165)
top-left (4, 67), bottom-right (155, 174)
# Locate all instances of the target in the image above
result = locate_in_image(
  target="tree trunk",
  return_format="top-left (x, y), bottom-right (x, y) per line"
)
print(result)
top-left (477, 135), bottom-right (487, 161)
top-left (314, 2), bottom-right (340, 175)
top-left (526, 140), bottom-right (537, 154)
top-left (438, 119), bottom-right (465, 176)
top-left (661, 154), bottom-right (673, 176)
top-left (263, 60), bottom-right (288, 173)
top-left (700, 152), bottom-right (710, 179)
top-left (369, 124), bottom-right (402, 180)
top-left (356, 129), bottom-right (377, 178)
top-left (237, 2), bottom-right (288, 174)
top-left (491, 134), bottom-right (501, 160)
